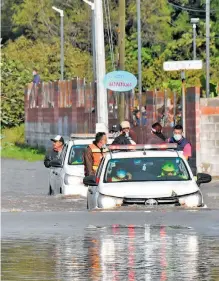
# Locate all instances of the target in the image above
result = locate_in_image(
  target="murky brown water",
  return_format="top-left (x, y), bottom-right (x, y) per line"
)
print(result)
top-left (2, 225), bottom-right (219, 281)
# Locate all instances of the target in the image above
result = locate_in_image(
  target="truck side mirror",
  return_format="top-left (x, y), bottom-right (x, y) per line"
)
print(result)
top-left (50, 159), bottom-right (62, 168)
top-left (196, 173), bottom-right (212, 186)
top-left (83, 175), bottom-right (98, 186)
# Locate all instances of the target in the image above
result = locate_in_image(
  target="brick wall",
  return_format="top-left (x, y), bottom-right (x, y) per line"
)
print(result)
top-left (25, 79), bottom-right (97, 149)
top-left (132, 89), bottom-right (181, 144)
top-left (25, 80), bottom-right (219, 176)
top-left (199, 98), bottom-right (219, 176)
top-left (25, 79), bottom-right (127, 149)
top-left (185, 87), bottom-right (200, 172)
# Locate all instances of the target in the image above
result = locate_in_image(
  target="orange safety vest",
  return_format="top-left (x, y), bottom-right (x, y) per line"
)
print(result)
top-left (89, 144), bottom-right (107, 172)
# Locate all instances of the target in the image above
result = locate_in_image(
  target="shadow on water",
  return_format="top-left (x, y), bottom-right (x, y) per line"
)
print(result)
top-left (2, 225), bottom-right (219, 281)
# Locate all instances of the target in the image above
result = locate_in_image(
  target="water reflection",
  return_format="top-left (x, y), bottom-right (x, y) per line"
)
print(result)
top-left (2, 225), bottom-right (219, 281)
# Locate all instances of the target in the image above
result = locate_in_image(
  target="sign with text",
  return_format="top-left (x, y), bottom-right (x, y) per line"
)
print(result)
top-left (163, 60), bottom-right (203, 71)
top-left (103, 70), bottom-right (137, 92)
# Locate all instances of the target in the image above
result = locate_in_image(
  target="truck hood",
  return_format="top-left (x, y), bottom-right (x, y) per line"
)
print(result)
top-left (65, 165), bottom-right (84, 177)
top-left (99, 181), bottom-right (199, 198)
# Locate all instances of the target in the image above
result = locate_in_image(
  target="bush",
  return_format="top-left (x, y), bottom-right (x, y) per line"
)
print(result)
top-left (1, 125), bottom-right (45, 161)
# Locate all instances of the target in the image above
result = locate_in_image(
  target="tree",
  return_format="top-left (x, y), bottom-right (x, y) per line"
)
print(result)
top-left (1, 37), bottom-right (92, 127)
top-left (1, 55), bottom-right (30, 127)
top-left (1, 0), bottom-right (219, 128)
top-left (3, 36), bottom-right (92, 81)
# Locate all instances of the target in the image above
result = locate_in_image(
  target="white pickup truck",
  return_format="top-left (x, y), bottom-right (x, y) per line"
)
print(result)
top-left (49, 134), bottom-right (113, 196)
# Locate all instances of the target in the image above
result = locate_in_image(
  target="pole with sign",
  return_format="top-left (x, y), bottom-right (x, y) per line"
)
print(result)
top-left (103, 70), bottom-right (137, 92)
top-left (163, 60), bottom-right (202, 136)
top-left (103, 70), bottom-right (137, 127)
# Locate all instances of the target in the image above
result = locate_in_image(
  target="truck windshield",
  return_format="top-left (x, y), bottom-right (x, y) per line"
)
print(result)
top-left (104, 157), bottom-right (190, 182)
top-left (68, 145), bottom-right (87, 165)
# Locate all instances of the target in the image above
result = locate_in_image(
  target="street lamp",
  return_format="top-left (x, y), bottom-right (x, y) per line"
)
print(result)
top-left (191, 18), bottom-right (199, 60)
top-left (52, 6), bottom-right (64, 80)
top-left (82, 0), bottom-right (96, 81)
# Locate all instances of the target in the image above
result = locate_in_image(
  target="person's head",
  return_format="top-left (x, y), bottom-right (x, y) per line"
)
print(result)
top-left (115, 163), bottom-right (127, 179)
top-left (116, 168), bottom-right (127, 179)
top-left (50, 135), bottom-right (64, 151)
top-left (111, 124), bottom-right (120, 133)
top-left (161, 161), bottom-right (176, 176)
top-left (32, 68), bottom-right (38, 76)
top-left (94, 132), bottom-right (107, 148)
top-left (151, 122), bottom-right (163, 134)
top-left (120, 121), bottom-right (130, 135)
top-left (135, 110), bottom-right (141, 119)
top-left (173, 124), bottom-right (183, 141)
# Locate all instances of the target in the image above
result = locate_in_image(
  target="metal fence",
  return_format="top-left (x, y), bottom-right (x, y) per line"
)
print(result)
top-left (25, 79), bottom-right (181, 134)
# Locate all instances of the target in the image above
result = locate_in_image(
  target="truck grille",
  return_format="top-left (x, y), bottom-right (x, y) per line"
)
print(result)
top-left (123, 197), bottom-right (179, 205)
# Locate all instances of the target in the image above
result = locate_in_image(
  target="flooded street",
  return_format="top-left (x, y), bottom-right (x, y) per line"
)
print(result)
top-left (1, 159), bottom-right (219, 280)
top-left (2, 225), bottom-right (219, 281)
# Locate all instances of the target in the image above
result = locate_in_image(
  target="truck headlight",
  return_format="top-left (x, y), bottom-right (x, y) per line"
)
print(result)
top-left (64, 174), bottom-right (81, 185)
top-left (179, 191), bottom-right (203, 207)
top-left (98, 194), bottom-right (123, 209)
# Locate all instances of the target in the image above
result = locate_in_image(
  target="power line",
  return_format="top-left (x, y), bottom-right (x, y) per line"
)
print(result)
top-left (106, 0), bottom-right (115, 70)
top-left (103, 0), bottom-right (115, 70)
top-left (168, 1), bottom-right (219, 13)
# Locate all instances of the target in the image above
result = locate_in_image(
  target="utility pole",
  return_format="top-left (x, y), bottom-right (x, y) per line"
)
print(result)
top-left (191, 18), bottom-right (199, 60)
top-left (206, 0), bottom-right (210, 98)
top-left (193, 24), bottom-right (196, 60)
top-left (60, 14), bottom-right (64, 80)
top-left (94, 0), bottom-right (108, 130)
top-left (118, 0), bottom-right (125, 123)
top-left (137, 0), bottom-right (142, 124)
top-left (52, 6), bottom-right (64, 80)
top-left (181, 72), bottom-right (186, 137)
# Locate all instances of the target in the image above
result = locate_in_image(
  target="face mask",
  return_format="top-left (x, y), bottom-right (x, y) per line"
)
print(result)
top-left (174, 134), bottom-right (182, 141)
top-left (33, 72), bottom-right (36, 76)
top-left (117, 170), bottom-right (126, 179)
top-left (102, 144), bottom-right (106, 149)
top-left (125, 132), bottom-right (129, 137)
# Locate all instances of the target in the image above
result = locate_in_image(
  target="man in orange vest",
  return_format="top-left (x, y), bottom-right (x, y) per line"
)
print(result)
top-left (83, 132), bottom-right (107, 176)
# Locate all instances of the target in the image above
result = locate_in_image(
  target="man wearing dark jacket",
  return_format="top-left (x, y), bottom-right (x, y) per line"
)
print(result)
top-left (32, 68), bottom-right (41, 85)
top-left (112, 121), bottom-right (136, 145)
top-left (168, 124), bottom-right (192, 160)
top-left (44, 135), bottom-right (65, 168)
top-left (146, 122), bottom-right (166, 144)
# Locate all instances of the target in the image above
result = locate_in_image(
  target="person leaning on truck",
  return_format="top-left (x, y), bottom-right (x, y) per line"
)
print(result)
top-left (44, 135), bottom-right (65, 168)
top-left (168, 124), bottom-right (192, 160)
top-left (83, 132), bottom-right (108, 176)
top-left (112, 121), bottom-right (136, 145)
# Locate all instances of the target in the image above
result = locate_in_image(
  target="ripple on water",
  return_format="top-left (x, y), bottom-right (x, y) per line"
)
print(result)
top-left (1, 225), bottom-right (219, 281)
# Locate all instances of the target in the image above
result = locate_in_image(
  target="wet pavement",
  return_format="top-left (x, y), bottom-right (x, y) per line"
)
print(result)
top-left (1, 159), bottom-right (219, 280)
top-left (2, 226), bottom-right (219, 281)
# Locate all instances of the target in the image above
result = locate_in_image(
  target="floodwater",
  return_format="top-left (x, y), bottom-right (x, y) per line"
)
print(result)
top-left (2, 160), bottom-right (219, 280)
top-left (2, 225), bottom-right (219, 281)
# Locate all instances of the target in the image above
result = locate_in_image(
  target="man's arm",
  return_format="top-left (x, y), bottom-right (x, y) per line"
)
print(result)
top-left (83, 147), bottom-right (95, 176)
top-left (44, 151), bottom-right (52, 168)
top-left (112, 136), bottom-right (121, 145)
